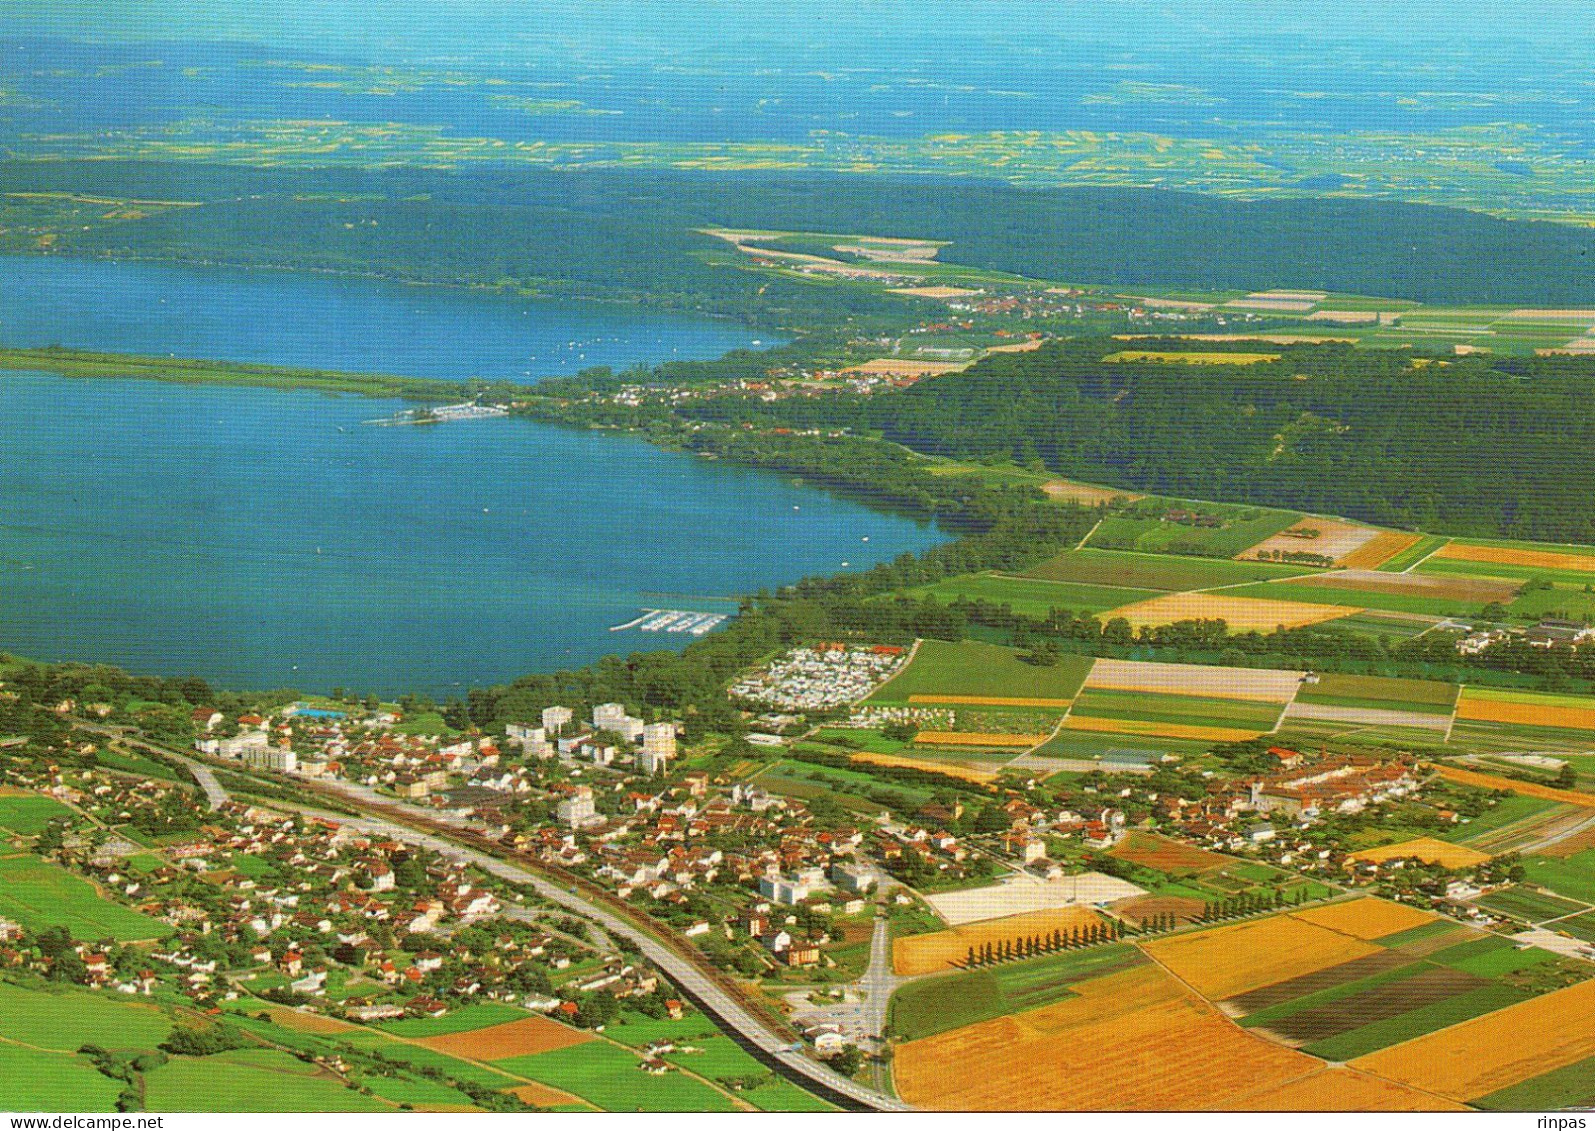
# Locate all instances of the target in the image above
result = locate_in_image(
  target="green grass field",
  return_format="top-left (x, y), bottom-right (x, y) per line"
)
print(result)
top-left (0, 854), bottom-right (168, 942)
top-left (1225, 580), bottom-right (1483, 618)
top-left (888, 944), bottom-right (1148, 1042)
top-left (1019, 547), bottom-right (1306, 591)
top-left (1087, 508), bottom-right (1303, 558)
top-left (1293, 672), bottom-right (1460, 712)
top-left (1067, 687), bottom-right (1284, 731)
top-left (1301, 984), bottom-right (1531, 1062)
top-left (1439, 796), bottom-right (1564, 845)
top-left (376, 1002), bottom-right (529, 1038)
top-left (1521, 851), bottom-right (1595, 904)
top-left (1376, 535), bottom-right (1450, 572)
top-left (1419, 556), bottom-right (1595, 589)
top-left (145, 1048), bottom-right (392, 1113)
top-left (900, 572), bottom-right (1160, 616)
top-left (0, 793), bottom-right (77, 836)
top-left (865, 640), bottom-right (1094, 703)
top-left (0, 1044), bottom-right (123, 1112)
top-left (0, 982), bottom-right (173, 1051)
top-left (1474, 1055), bottom-right (1595, 1111)
top-left (495, 1041), bottom-right (739, 1112)
top-left (1474, 886), bottom-right (1589, 924)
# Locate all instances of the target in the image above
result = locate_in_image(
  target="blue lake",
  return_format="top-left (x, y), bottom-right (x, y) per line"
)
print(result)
top-left (0, 254), bottom-right (777, 381)
top-left (0, 259), bottom-right (941, 696)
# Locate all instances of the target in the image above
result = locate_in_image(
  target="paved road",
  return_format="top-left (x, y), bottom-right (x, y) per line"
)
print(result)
top-left (312, 779), bottom-right (912, 1112)
top-left (66, 724), bottom-right (911, 1110)
top-left (78, 722), bottom-right (228, 811)
top-left (858, 913), bottom-right (901, 1045)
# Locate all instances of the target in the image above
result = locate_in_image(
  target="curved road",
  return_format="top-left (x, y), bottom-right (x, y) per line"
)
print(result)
top-left (74, 720), bottom-right (911, 1113)
top-left (310, 778), bottom-right (911, 1111)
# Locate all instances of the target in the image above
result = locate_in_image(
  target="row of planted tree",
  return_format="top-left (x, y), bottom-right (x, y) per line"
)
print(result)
top-left (957, 911), bottom-right (1185, 969)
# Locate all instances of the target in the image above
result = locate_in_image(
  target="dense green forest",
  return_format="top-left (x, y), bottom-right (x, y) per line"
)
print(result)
top-left (640, 337), bottom-right (1595, 544)
top-left (10, 159), bottom-right (1595, 308)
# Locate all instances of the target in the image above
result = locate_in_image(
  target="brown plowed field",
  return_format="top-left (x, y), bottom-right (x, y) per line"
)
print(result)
top-left (1349, 979), bottom-right (1595, 1101)
top-left (418, 1016), bottom-right (593, 1060)
top-left (503, 1083), bottom-right (589, 1108)
top-left (1111, 895), bottom-right (1208, 929)
top-left (1225, 950), bottom-right (1415, 1014)
top-left (1040, 479), bottom-right (1143, 505)
top-left (1084, 659), bottom-right (1303, 701)
top-left (1288, 569), bottom-right (1518, 602)
top-left (1258, 967), bottom-right (1487, 1044)
top-left (1109, 831), bottom-right (1231, 874)
top-left (1241, 519), bottom-right (1381, 565)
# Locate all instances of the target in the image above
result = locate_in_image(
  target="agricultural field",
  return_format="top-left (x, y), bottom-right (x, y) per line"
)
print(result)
top-left (864, 640), bottom-right (1093, 705)
top-left (892, 905), bottom-right (1105, 976)
top-left (1376, 534), bottom-right (1451, 572)
top-left (1104, 350), bottom-right (1282, 365)
top-left (1229, 570), bottom-right (1516, 618)
top-left (145, 1048), bottom-right (393, 1113)
top-left (1293, 672), bottom-right (1460, 715)
top-left (1347, 837), bottom-right (1491, 869)
top-left (898, 571), bottom-right (1162, 617)
top-left (1282, 672), bottom-right (1459, 735)
top-left (0, 852), bottom-right (168, 941)
top-left (1455, 686), bottom-right (1595, 733)
top-left (1347, 979), bottom-right (1595, 1105)
top-left (1145, 900), bottom-right (1593, 1069)
top-left (0, 790), bottom-right (77, 836)
top-left (1055, 658), bottom-right (1299, 742)
top-left (1019, 547), bottom-right (1305, 590)
top-left (494, 1040), bottom-right (740, 1113)
top-left (1086, 506), bottom-right (1304, 559)
top-left (889, 943), bottom-right (1150, 1041)
top-left (0, 1043), bottom-right (125, 1112)
top-left (1037, 478), bottom-right (1144, 506)
top-left (1474, 885), bottom-right (1590, 925)
top-left (1109, 831), bottom-right (1238, 875)
top-left (1239, 519), bottom-right (1386, 567)
top-left (894, 962), bottom-right (1419, 1111)
top-left (1101, 591), bottom-right (1357, 631)
top-left (1430, 539), bottom-right (1595, 576)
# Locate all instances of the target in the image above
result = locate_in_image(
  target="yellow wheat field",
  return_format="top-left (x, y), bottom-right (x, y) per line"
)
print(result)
top-left (1455, 692), bottom-right (1595, 733)
top-left (1061, 715), bottom-right (1263, 743)
top-left (912, 731), bottom-right (1047, 748)
top-left (1339, 531), bottom-right (1426, 571)
top-left (895, 964), bottom-right (1322, 1110)
top-left (1434, 542), bottom-right (1595, 573)
top-left (1142, 913), bottom-right (1379, 1001)
top-left (1346, 839), bottom-right (1493, 872)
top-left (1289, 897), bottom-right (1443, 940)
top-left (1104, 592), bottom-right (1357, 632)
top-left (1436, 765), bottom-right (1595, 809)
top-left (892, 906), bottom-right (1104, 976)
top-left (1349, 979), bottom-right (1595, 1101)
top-left (1218, 1069), bottom-right (1466, 1112)
top-left (851, 752), bottom-right (998, 783)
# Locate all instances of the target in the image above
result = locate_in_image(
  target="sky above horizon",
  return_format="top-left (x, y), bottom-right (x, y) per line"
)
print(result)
top-left (4, 0), bottom-right (1593, 53)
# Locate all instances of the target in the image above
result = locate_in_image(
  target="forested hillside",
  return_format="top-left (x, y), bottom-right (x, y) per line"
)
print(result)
top-left (678, 339), bottom-right (1595, 544)
top-left (10, 160), bottom-right (1595, 307)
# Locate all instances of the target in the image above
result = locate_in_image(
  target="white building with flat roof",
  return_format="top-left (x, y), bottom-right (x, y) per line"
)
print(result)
top-left (542, 705), bottom-right (574, 734)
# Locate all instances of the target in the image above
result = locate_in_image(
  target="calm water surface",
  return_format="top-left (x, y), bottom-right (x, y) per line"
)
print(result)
top-left (0, 258), bottom-right (938, 695)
